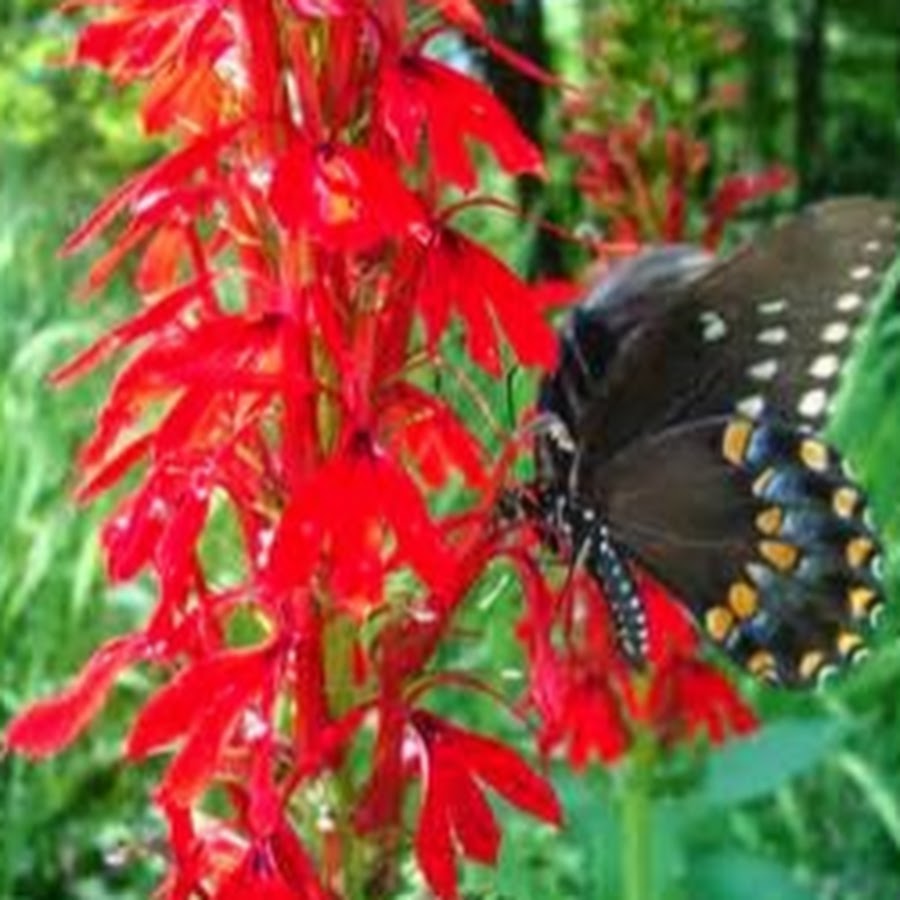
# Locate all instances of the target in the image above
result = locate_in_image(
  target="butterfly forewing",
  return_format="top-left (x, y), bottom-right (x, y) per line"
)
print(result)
top-left (577, 198), bottom-right (899, 463)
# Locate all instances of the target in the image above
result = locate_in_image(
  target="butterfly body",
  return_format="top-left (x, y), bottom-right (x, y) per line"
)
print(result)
top-left (532, 199), bottom-right (897, 686)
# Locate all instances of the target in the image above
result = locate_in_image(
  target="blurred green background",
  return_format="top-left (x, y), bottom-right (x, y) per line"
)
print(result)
top-left (1, 1), bottom-right (899, 898)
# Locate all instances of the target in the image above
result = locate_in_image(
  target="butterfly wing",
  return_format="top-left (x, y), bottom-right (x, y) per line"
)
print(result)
top-left (541, 198), bottom-right (897, 683)
top-left (577, 198), bottom-right (898, 463)
top-left (538, 246), bottom-right (713, 432)
top-left (535, 246), bottom-right (713, 495)
top-left (584, 415), bottom-right (884, 686)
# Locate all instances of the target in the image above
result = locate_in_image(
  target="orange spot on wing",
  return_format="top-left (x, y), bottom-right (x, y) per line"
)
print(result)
top-left (759, 540), bottom-right (799, 572)
top-left (728, 582), bottom-right (759, 620)
top-left (722, 419), bottom-right (754, 466)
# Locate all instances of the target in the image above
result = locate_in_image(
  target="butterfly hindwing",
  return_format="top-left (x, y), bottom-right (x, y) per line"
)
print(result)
top-left (583, 416), bottom-right (883, 686)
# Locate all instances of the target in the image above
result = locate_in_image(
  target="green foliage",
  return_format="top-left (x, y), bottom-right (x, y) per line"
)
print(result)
top-left (0, 139), bottom-right (155, 897)
top-left (689, 852), bottom-right (817, 900)
top-left (0, 4), bottom-right (155, 182)
top-left (696, 718), bottom-right (844, 807)
top-left (579, 0), bottom-right (734, 121)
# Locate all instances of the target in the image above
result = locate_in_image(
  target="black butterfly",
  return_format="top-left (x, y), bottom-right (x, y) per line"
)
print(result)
top-left (523, 198), bottom-right (897, 687)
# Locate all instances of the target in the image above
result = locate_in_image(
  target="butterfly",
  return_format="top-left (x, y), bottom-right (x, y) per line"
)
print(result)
top-left (525, 197), bottom-right (898, 687)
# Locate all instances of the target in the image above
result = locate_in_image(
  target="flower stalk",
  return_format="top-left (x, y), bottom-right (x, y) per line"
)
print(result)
top-left (622, 731), bottom-right (656, 900)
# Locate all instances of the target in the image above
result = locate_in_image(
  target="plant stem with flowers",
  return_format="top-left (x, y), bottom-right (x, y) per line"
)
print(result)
top-left (4, 3), bottom-right (566, 898)
top-left (564, 2), bottom-right (792, 256)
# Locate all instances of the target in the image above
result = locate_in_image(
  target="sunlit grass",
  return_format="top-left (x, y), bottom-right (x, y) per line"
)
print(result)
top-left (0, 146), bottom-right (157, 899)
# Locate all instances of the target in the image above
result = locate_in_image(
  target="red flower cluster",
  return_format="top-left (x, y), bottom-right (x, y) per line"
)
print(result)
top-left (7, 2), bottom-right (562, 897)
top-left (560, 6), bottom-right (793, 256)
top-left (5, 1), bottom-right (759, 898)
top-left (564, 100), bottom-right (792, 252)
top-left (507, 543), bottom-right (756, 773)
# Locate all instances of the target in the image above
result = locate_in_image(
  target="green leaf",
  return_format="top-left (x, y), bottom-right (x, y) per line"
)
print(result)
top-left (554, 768), bottom-right (621, 899)
top-left (697, 718), bottom-right (843, 807)
top-left (689, 851), bottom-right (817, 900)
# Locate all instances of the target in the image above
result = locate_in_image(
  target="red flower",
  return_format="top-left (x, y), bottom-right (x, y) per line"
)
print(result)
top-left (702, 166), bottom-right (794, 247)
top-left (514, 554), bottom-right (757, 768)
top-left (541, 663), bottom-right (631, 769)
top-left (409, 223), bottom-right (558, 375)
top-left (270, 138), bottom-right (426, 250)
top-left (4, 633), bottom-right (148, 758)
top-left (378, 383), bottom-right (490, 490)
top-left (155, 806), bottom-right (332, 900)
top-left (126, 644), bottom-right (273, 807)
top-left (639, 576), bottom-right (758, 744)
top-left (155, 805), bottom-right (246, 900)
top-left (268, 433), bottom-right (455, 616)
top-left (60, 129), bottom-right (240, 303)
top-left (410, 710), bottom-right (562, 900)
top-left (516, 565), bottom-right (634, 769)
top-left (214, 834), bottom-right (331, 900)
top-left (376, 51), bottom-right (543, 192)
top-left (646, 656), bottom-right (758, 746)
top-left (69, 1), bottom-right (230, 87)
top-left (564, 101), bottom-right (791, 251)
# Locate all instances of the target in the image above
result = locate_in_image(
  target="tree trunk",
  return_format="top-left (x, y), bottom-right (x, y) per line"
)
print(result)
top-left (743, 0), bottom-right (781, 165)
top-left (481, 0), bottom-right (566, 278)
top-left (695, 61), bottom-right (716, 199)
top-left (794, 0), bottom-right (828, 200)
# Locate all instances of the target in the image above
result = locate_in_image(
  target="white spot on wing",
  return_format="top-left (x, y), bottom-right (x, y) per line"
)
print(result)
top-left (863, 239), bottom-right (882, 254)
top-left (699, 310), bottom-right (728, 343)
top-left (835, 292), bottom-right (863, 312)
top-left (758, 326), bottom-right (788, 345)
top-left (809, 354), bottom-right (841, 380)
top-left (798, 388), bottom-right (828, 418)
top-left (748, 359), bottom-right (779, 381)
top-left (758, 298), bottom-right (787, 316)
top-left (850, 265), bottom-right (873, 281)
top-left (821, 321), bottom-right (851, 344)
top-left (737, 395), bottom-right (765, 417)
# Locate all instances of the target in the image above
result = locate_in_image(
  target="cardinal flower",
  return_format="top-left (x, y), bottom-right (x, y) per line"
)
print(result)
top-left (514, 550), bottom-right (757, 769)
top-left (410, 710), bottom-right (562, 900)
top-left (376, 50), bottom-right (543, 192)
top-left (564, 101), bottom-right (791, 251)
top-left (406, 222), bottom-right (558, 375)
top-left (270, 138), bottom-right (426, 251)
top-left (357, 697), bottom-right (562, 900)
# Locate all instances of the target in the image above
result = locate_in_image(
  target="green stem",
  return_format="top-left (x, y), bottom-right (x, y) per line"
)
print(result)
top-left (334, 761), bottom-right (363, 900)
top-left (324, 614), bottom-right (365, 899)
top-left (622, 733), bottom-right (656, 900)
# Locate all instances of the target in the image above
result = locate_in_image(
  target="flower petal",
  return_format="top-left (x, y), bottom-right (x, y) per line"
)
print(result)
top-left (4, 634), bottom-right (146, 758)
top-left (126, 646), bottom-right (269, 758)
